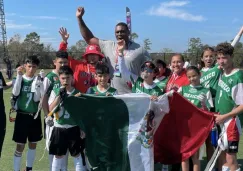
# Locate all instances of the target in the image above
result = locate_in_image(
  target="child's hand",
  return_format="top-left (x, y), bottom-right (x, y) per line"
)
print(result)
top-left (171, 85), bottom-right (178, 92)
top-left (165, 90), bottom-right (174, 97)
top-left (45, 116), bottom-right (54, 127)
top-left (106, 92), bottom-right (111, 96)
top-left (74, 92), bottom-right (82, 97)
top-left (214, 114), bottom-right (227, 124)
top-left (59, 86), bottom-right (67, 99)
top-left (17, 66), bottom-right (24, 75)
top-left (198, 93), bottom-right (206, 103)
top-left (150, 95), bottom-right (158, 101)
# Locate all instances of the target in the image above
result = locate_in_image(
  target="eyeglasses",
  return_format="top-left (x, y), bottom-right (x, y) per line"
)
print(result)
top-left (141, 67), bottom-right (153, 73)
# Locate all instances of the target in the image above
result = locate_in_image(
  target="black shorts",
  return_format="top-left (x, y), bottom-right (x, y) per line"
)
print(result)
top-left (227, 141), bottom-right (239, 153)
top-left (49, 126), bottom-right (81, 157)
top-left (0, 109), bottom-right (6, 157)
top-left (12, 112), bottom-right (43, 144)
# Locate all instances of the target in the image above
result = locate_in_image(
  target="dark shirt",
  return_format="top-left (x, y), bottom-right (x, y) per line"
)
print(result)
top-left (0, 72), bottom-right (7, 109)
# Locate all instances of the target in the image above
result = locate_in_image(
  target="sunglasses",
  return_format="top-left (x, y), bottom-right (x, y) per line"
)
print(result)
top-left (141, 67), bottom-right (154, 73)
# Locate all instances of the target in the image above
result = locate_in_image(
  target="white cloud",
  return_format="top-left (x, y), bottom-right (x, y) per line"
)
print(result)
top-left (6, 22), bottom-right (32, 29)
top-left (146, 1), bottom-right (206, 22)
top-left (6, 20), bottom-right (46, 30)
top-left (232, 18), bottom-right (239, 23)
top-left (20, 15), bottom-right (68, 21)
top-left (6, 19), bottom-right (32, 29)
top-left (41, 37), bottom-right (59, 43)
top-left (6, 13), bottom-right (16, 16)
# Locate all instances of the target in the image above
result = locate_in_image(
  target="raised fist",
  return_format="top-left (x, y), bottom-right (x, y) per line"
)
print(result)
top-left (76, 7), bottom-right (85, 19)
top-left (117, 39), bottom-right (125, 54)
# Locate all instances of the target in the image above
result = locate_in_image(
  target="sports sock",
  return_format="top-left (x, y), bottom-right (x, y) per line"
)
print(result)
top-left (73, 155), bottom-right (86, 171)
top-left (48, 154), bottom-right (54, 171)
top-left (14, 150), bottom-right (22, 171)
top-left (61, 151), bottom-right (69, 171)
top-left (26, 148), bottom-right (36, 168)
top-left (52, 156), bottom-right (63, 171)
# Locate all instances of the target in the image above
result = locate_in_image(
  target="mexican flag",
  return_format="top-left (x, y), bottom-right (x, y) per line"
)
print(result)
top-left (64, 93), bottom-right (170, 171)
top-left (154, 92), bottom-right (214, 164)
top-left (63, 92), bottom-right (214, 170)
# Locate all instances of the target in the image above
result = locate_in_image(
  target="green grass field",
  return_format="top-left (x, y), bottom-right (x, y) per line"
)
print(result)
top-left (1, 71), bottom-right (243, 170)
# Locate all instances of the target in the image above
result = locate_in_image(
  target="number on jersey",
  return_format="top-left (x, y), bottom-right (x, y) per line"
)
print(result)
top-left (25, 93), bottom-right (33, 108)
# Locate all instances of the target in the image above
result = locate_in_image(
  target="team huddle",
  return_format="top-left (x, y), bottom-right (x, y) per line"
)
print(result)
top-left (1, 6), bottom-right (243, 171)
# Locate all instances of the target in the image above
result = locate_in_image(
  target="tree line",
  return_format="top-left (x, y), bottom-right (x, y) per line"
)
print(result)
top-left (1, 32), bottom-right (243, 69)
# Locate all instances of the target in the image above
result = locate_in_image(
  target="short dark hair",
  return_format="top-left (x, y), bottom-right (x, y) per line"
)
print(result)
top-left (186, 66), bottom-right (200, 75)
top-left (116, 22), bottom-right (129, 32)
top-left (95, 62), bottom-right (110, 75)
top-left (215, 43), bottom-right (234, 56)
top-left (155, 59), bottom-right (166, 68)
top-left (56, 50), bottom-right (68, 59)
top-left (171, 53), bottom-right (185, 63)
top-left (58, 66), bottom-right (73, 76)
top-left (25, 55), bottom-right (40, 66)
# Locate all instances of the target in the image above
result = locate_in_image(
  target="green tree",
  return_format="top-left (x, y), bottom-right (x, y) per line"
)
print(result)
top-left (185, 38), bottom-right (203, 65)
top-left (7, 34), bottom-right (25, 65)
top-left (231, 39), bottom-right (243, 67)
top-left (68, 40), bottom-right (87, 60)
top-left (23, 32), bottom-right (44, 53)
top-left (143, 38), bottom-right (152, 51)
top-left (130, 32), bottom-right (138, 41)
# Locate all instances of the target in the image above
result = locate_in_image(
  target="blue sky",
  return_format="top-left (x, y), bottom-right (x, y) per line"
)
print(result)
top-left (5, 0), bottom-right (243, 52)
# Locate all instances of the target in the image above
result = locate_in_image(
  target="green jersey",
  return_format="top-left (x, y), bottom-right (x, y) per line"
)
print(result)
top-left (215, 69), bottom-right (243, 116)
top-left (49, 87), bottom-right (80, 126)
top-left (44, 70), bottom-right (60, 96)
top-left (154, 76), bottom-right (168, 93)
top-left (200, 65), bottom-right (222, 97)
top-left (17, 76), bottom-right (39, 113)
top-left (178, 85), bottom-right (213, 109)
top-left (131, 77), bottom-right (163, 96)
top-left (86, 86), bottom-right (117, 96)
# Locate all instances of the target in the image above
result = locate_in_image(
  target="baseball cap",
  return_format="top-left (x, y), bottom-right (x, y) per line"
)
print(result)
top-left (83, 45), bottom-right (104, 59)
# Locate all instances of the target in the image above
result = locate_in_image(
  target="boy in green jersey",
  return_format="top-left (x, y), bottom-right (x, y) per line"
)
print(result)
top-left (117, 40), bottom-right (163, 97)
top-left (48, 66), bottom-right (85, 171)
top-left (200, 26), bottom-right (243, 99)
top-left (153, 59), bottom-right (168, 94)
top-left (12, 55), bottom-right (43, 171)
top-left (42, 50), bottom-right (69, 170)
top-left (43, 50), bottom-right (69, 116)
top-left (178, 66), bottom-right (213, 171)
top-left (214, 43), bottom-right (243, 171)
top-left (86, 63), bottom-right (117, 96)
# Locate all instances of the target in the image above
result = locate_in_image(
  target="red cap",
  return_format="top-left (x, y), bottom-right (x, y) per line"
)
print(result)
top-left (83, 45), bottom-right (104, 59)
